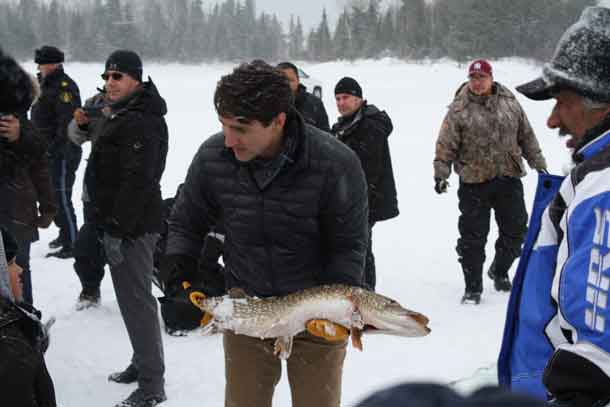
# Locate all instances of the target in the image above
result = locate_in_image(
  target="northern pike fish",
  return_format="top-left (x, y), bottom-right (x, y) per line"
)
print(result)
top-left (191, 284), bottom-right (431, 359)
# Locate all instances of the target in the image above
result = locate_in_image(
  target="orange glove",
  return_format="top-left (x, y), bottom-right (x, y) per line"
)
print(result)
top-left (306, 319), bottom-right (350, 342)
top-left (184, 282), bottom-right (213, 327)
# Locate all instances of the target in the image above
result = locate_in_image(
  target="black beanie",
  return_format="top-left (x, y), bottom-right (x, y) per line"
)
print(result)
top-left (1, 229), bottom-right (18, 262)
top-left (105, 49), bottom-right (143, 82)
top-left (335, 77), bottom-right (362, 98)
top-left (34, 45), bottom-right (64, 64)
top-left (0, 48), bottom-right (35, 113)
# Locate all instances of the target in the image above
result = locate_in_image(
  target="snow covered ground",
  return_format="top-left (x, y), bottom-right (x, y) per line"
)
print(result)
top-left (21, 58), bottom-right (570, 406)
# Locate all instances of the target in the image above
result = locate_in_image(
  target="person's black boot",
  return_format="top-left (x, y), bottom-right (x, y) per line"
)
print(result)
top-left (75, 288), bottom-right (101, 311)
top-left (108, 363), bottom-right (139, 384)
top-left (48, 236), bottom-right (62, 249)
top-left (487, 259), bottom-right (513, 292)
top-left (113, 388), bottom-right (166, 407)
top-left (461, 265), bottom-right (483, 305)
top-left (46, 245), bottom-right (74, 259)
top-left (461, 291), bottom-right (481, 304)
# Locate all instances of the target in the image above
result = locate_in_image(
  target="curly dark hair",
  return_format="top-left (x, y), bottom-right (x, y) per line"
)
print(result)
top-left (214, 60), bottom-right (293, 126)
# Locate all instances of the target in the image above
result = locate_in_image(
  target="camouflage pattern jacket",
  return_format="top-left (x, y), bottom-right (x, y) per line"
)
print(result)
top-left (433, 82), bottom-right (546, 184)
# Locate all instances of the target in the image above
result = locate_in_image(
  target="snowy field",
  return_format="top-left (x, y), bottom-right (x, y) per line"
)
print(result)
top-left (21, 58), bottom-right (570, 406)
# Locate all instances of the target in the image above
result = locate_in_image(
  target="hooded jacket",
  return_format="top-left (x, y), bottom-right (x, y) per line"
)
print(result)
top-left (294, 84), bottom-right (330, 132)
top-left (434, 82), bottom-right (547, 184)
top-left (0, 66), bottom-right (57, 243)
top-left (84, 79), bottom-right (169, 238)
top-left (332, 102), bottom-right (399, 223)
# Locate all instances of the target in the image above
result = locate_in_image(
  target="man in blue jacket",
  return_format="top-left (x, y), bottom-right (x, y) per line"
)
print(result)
top-left (502, 7), bottom-right (610, 407)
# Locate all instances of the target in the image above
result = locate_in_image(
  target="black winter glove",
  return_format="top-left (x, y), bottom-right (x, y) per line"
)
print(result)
top-left (434, 178), bottom-right (449, 194)
top-left (159, 254), bottom-right (199, 295)
top-left (103, 232), bottom-right (124, 267)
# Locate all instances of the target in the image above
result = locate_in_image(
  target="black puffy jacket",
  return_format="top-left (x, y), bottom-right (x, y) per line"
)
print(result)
top-left (84, 80), bottom-right (168, 238)
top-left (167, 111), bottom-right (368, 297)
top-left (332, 102), bottom-right (399, 223)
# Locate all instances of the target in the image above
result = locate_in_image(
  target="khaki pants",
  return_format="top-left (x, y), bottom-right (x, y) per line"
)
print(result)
top-left (224, 331), bottom-right (347, 407)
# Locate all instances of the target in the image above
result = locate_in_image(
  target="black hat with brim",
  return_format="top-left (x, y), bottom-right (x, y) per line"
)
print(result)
top-left (517, 7), bottom-right (610, 103)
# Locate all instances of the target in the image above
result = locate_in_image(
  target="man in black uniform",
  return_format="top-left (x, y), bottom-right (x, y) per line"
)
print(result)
top-left (277, 62), bottom-right (330, 132)
top-left (331, 77), bottom-right (399, 290)
top-left (31, 45), bottom-right (82, 259)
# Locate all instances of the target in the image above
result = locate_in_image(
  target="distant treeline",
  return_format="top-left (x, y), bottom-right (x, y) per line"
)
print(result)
top-left (0, 0), bottom-right (596, 63)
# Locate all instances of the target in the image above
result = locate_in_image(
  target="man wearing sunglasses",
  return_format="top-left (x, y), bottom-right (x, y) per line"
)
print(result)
top-left (82, 50), bottom-right (168, 407)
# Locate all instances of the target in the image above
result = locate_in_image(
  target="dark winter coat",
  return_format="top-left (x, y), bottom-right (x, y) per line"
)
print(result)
top-left (0, 115), bottom-right (57, 242)
top-left (295, 84), bottom-right (330, 132)
top-left (0, 298), bottom-right (56, 407)
top-left (166, 110), bottom-right (369, 298)
top-left (84, 80), bottom-right (169, 238)
top-left (30, 67), bottom-right (81, 158)
top-left (332, 102), bottom-right (399, 223)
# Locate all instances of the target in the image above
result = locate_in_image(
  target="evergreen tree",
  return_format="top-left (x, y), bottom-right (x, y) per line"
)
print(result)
top-left (333, 8), bottom-right (351, 60)
top-left (316, 9), bottom-right (333, 61)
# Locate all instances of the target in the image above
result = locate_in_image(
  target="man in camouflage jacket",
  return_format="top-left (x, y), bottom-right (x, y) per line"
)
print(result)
top-left (433, 59), bottom-right (547, 304)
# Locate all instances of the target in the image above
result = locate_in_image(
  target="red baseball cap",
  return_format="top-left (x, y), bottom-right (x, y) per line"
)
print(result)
top-left (468, 59), bottom-right (492, 77)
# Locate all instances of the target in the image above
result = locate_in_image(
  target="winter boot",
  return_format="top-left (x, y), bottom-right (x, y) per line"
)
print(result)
top-left (48, 236), bottom-right (63, 249)
top-left (487, 258), bottom-right (513, 292)
top-left (108, 363), bottom-right (139, 384)
top-left (46, 245), bottom-right (74, 259)
top-left (113, 388), bottom-right (166, 407)
top-left (461, 291), bottom-right (481, 305)
top-left (75, 288), bottom-right (101, 311)
top-left (461, 265), bottom-right (483, 305)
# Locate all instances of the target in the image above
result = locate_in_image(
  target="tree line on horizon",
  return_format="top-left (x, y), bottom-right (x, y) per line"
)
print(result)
top-left (0, 0), bottom-right (596, 64)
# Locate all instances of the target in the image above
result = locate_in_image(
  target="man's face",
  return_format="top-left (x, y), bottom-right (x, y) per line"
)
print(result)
top-left (468, 73), bottom-right (493, 96)
top-left (8, 259), bottom-right (23, 303)
top-left (280, 68), bottom-right (299, 95)
top-left (335, 93), bottom-right (363, 117)
top-left (37, 63), bottom-right (59, 78)
top-left (547, 89), bottom-right (610, 149)
top-left (220, 113), bottom-right (286, 162)
top-left (103, 70), bottom-right (141, 102)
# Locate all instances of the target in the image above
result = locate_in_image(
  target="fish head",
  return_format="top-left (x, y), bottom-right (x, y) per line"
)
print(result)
top-left (354, 291), bottom-right (431, 337)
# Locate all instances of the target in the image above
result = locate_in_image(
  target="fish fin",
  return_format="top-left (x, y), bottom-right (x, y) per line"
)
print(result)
top-left (199, 320), bottom-right (219, 336)
top-left (273, 336), bottom-right (293, 360)
top-left (351, 328), bottom-right (363, 351)
top-left (350, 309), bottom-right (364, 330)
top-left (228, 287), bottom-right (248, 299)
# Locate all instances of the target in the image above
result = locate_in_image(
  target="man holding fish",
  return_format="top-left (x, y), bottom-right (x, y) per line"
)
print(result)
top-left (162, 60), bottom-right (370, 407)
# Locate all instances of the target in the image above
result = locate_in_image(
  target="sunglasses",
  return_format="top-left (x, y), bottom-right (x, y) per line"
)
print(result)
top-left (101, 72), bottom-right (124, 81)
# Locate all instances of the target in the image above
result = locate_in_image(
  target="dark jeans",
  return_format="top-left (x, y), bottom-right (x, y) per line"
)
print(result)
top-left (73, 221), bottom-right (106, 294)
top-left (50, 145), bottom-right (82, 247)
top-left (456, 177), bottom-right (527, 292)
top-left (15, 239), bottom-right (32, 305)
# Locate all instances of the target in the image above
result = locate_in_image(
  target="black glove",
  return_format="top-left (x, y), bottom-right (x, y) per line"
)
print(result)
top-left (434, 178), bottom-right (449, 194)
top-left (159, 254), bottom-right (199, 295)
top-left (103, 232), bottom-right (124, 267)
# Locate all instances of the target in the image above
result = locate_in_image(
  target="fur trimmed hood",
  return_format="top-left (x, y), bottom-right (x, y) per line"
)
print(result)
top-left (0, 48), bottom-right (37, 113)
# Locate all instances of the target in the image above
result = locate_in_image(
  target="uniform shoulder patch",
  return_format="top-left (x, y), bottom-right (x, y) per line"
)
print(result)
top-left (59, 91), bottom-right (73, 103)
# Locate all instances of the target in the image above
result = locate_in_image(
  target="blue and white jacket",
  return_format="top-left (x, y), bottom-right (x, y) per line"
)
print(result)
top-left (499, 124), bottom-right (610, 405)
